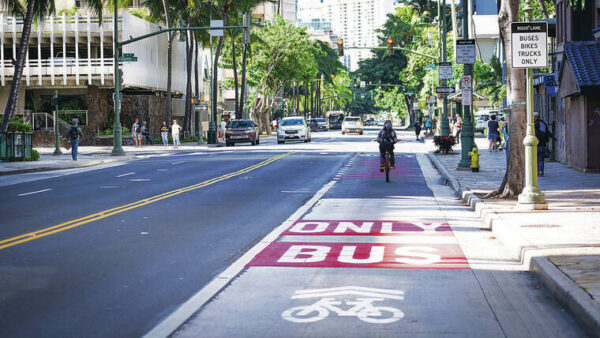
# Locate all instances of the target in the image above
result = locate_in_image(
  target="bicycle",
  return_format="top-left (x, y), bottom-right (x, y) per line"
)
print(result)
top-left (379, 138), bottom-right (395, 183)
top-left (281, 297), bottom-right (404, 324)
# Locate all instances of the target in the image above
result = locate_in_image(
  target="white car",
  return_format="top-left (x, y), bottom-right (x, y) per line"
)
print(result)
top-left (342, 117), bottom-right (363, 135)
top-left (277, 117), bottom-right (311, 144)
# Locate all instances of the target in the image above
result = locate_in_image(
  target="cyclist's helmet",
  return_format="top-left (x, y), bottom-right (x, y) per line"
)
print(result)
top-left (384, 120), bottom-right (393, 131)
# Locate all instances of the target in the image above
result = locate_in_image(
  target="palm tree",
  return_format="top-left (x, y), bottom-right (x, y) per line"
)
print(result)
top-left (0, 0), bottom-right (102, 132)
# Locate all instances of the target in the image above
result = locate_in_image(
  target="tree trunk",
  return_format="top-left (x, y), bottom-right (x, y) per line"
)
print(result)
top-left (498, 0), bottom-right (526, 198)
top-left (194, 32), bottom-right (200, 136)
top-left (538, 0), bottom-right (549, 19)
top-left (240, 42), bottom-right (249, 119)
top-left (212, 14), bottom-right (227, 124)
top-left (162, 0), bottom-right (173, 124)
top-left (310, 81), bottom-right (314, 118)
top-left (1, 0), bottom-right (36, 132)
top-left (232, 39), bottom-right (241, 119)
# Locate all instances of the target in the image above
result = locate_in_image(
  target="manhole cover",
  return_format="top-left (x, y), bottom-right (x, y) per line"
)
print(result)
top-left (521, 224), bottom-right (561, 228)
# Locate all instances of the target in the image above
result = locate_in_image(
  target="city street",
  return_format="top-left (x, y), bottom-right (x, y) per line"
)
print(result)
top-left (0, 129), bottom-right (585, 337)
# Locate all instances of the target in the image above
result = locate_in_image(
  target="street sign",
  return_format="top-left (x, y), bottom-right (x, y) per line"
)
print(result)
top-left (456, 39), bottom-right (476, 64)
top-left (511, 22), bottom-right (548, 68)
top-left (424, 64), bottom-right (437, 70)
top-left (123, 53), bottom-right (135, 57)
top-left (438, 62), bottom-right (452, 80)
top-left (435, 86), bottom-right (455, 94)
top-left (413, 102), bottom-right (419, 110)
top-left (461, 75), bottom-right (472, 90)
top-left (360, 81), bottom-right (366, 88)
top-left (119, 56), bottom-right (137, 62)
top-left (462, 89), bottom-right (472, 106)
top-left (210, 20), bottom-right (224, 37)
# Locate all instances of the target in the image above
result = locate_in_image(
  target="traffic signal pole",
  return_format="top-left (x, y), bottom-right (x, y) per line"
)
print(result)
top-left (440, 0), bottom-right (450, 137)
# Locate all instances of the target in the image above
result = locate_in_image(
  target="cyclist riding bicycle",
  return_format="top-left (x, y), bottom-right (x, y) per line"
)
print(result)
top-left (377, 120), bottom-right (398, 171)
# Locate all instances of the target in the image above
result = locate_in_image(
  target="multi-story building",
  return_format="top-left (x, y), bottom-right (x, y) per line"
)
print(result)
top-left (315, 0), bottom-right (398, 71)
top-left (0, 1), bottom-right (202, 144)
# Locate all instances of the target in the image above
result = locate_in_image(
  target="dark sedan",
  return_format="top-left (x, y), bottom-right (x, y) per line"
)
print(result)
top-left (226, 120), bottom-right (260, 146)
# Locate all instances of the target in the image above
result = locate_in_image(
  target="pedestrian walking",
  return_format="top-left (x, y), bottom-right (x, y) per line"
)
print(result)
top-left (487, 115), bottom-right (500, 151)
top-left (424, 116), bottom-right (433, 137)
top-left (534, 112), bottom-right (552, 177)
top-left (414, 119), bottom-right (422, 140)
top-left (67, 119), bottom-right (83, 161)
top-left (171, 119), bottom-right (181, 148)
top-left (160, 121), bottom-right (169, 146)
top-left (132, 118), bottom-right (141, 147)
top-left (141, 121), bottom-right (153, 145)
top-left (271, 119), bottom-right (278, 132)
top-left (454, 115), bottom-right (462, 144)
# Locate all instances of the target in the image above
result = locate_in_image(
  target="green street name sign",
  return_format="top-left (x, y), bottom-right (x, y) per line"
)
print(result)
top-left (120, 56), bottom-right (138, 62)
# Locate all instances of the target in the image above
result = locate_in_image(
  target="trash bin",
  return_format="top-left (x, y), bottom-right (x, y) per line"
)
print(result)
top-left (0, 132), bottom-right (33, 161)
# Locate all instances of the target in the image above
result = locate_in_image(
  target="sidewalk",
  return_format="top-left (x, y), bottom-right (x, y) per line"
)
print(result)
top-left (1, 143), bottom-right (217, 175)
top-left (427, 135), bottom-right (600, 334)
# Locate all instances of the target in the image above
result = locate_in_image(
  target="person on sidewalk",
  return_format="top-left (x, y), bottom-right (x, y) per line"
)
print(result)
top-left (501, 115), bottom-right (509, 164)
top-left (377, 120), bottom-right (398, 170)
top-left (132, 118), bottom-right (141, 147)
top-left (171, 120), bottom-right (181, 148)
top-left (487, 115), bottom-right (500, 151)
top-left (141, 121), bottom-right (153, 145)
top-left (160, 121), bottom-right (169, 146)
top-left (414, 119), bottom-right (422, 141)
top-left (424, 116), bottom-right (433, 137)
top-left (534, 112), bottom-right (552, 177)
top-left (454, 115), bottom-right (462, 144)
top-left (67, 119), bottom-right (83, 161)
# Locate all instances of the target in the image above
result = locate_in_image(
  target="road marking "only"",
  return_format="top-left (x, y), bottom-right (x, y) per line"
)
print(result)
top-left (0, 152), bottom-right (293, 251)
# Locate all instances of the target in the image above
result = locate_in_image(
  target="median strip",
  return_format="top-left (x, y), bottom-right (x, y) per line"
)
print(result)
top-left (0, 152), bottom-right (293, 251)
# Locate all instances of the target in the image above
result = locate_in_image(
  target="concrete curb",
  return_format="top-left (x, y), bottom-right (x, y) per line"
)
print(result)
top-left (425, 151), bottom-right (600, 335)
top-left (532, 257), bottom-right (600, 336)
top-left (0, 155), bottom-right (137, 175)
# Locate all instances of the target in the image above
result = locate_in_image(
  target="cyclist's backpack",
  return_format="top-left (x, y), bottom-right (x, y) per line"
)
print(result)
top-left (69, 126), bottom-right (79, 140)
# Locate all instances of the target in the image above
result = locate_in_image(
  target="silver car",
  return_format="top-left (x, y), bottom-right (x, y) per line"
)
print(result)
top-left (277, 117), bottom-right (311, 144)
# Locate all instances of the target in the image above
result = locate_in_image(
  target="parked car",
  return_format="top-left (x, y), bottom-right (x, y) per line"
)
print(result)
top-left (226, 119), bottom-right (260, 146)
top-left (308, 118), bottom-right (328, 132)
top-left (475, 110), bottom-right (498, 133)
top-left (364, 119), bottom-right (375, 126)
top-left (342, 116), bottom-right (363, 135)
top-left (277, 117), bottom-right (311, 144)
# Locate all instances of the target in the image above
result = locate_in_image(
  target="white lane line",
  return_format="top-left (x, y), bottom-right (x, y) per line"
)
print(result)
top-left (144, 179), bottom-right (337, 338)
top-left (116, 172), bottom-right (135, 178)
top-left (172, 161), bottom-right (185, 165)
top-left (18, 188), bottom-right (52, 197)
top-left (130, 179), bottom-right (151, 182)
top-left (280, 190), bottom-right (312, 194)
top-left (157, 169), bottom-right (169, 172)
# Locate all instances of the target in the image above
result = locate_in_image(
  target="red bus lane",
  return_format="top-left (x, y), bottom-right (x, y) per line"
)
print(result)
top-left (247, 220), bottom-right (469, 269)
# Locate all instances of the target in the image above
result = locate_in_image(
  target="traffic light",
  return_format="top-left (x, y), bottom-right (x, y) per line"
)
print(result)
top-left (337, 39), bottom-right (344, 57)
top-left (387, 37), bottom-right (394, 55)
top-left (353, 78), bottom-right (357, 87)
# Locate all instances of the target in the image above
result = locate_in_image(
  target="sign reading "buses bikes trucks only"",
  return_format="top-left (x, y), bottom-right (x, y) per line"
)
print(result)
top-left (511, 22), bottom-right (548, 68)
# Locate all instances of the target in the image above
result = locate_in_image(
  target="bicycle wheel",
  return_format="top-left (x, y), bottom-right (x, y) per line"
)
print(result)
top-left (385, 152), bottom-right (390, 183)
top-left (358, 306), bottom-right (404, 324)
top-left (281, 306), bottom-right (328, 323)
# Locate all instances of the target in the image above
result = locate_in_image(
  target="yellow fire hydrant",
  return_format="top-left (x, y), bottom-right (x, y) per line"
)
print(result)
top-left (468, 147), bottom-right (480, 172)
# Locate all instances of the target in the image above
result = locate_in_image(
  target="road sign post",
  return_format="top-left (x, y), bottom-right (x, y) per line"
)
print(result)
top-left (512, 19), bottom-right (548, 210)
top-left (456, 39), bottom-right (476, 64)
top-left (457, 7), bottom-right (476, 170)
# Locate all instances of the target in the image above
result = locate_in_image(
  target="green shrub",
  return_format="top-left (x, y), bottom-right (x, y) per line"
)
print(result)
top-left (26, 149), bottom-right (40, 161)
top-left (7, 118), bottom-right (32, 133)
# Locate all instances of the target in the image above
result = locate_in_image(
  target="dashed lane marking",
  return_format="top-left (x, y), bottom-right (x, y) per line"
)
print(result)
top-left (17, 188), bottom-right (52, 197)
top-left (116, 172), bottom-right (135, 178)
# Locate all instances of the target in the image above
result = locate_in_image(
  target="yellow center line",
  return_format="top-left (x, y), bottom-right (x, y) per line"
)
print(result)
top-left (0, 152), bottom-right (294, 251)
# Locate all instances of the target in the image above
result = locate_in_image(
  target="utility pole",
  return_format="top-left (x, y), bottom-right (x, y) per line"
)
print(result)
top-left (457, 0), bottom-right (475, 170)
top-left (440, 0), bottom-right (450, 136)
top-left (111, 2), bottom-right (124, 155)
top-left (52, 90), bottom-right (62, 155)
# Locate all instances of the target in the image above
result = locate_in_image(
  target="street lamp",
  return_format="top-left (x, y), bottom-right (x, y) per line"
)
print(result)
top-left (111, 0), bottom-right (125, 156)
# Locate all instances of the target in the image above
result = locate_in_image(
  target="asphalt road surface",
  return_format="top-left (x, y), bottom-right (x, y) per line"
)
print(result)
top-left (0, 128), bottom-right (586, 337)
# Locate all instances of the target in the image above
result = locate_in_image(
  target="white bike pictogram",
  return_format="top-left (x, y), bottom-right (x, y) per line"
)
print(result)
top-left (281, 287), bottom-right (405, 324)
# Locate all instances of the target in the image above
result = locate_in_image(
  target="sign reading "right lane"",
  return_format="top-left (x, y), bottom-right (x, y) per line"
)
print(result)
top-left (511, 22), bottom-right (548, 69)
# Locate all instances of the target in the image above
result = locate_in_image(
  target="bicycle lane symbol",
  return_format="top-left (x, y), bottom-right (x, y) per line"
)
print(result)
top-left (281, 286), bottom-right (405, 324)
